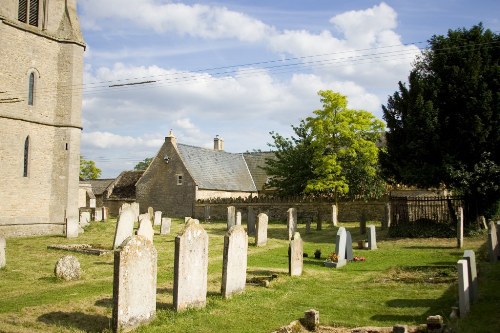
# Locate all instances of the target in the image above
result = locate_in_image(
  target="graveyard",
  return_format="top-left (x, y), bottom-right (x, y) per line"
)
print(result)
top-left (0, 217), bottom-right (499, 333)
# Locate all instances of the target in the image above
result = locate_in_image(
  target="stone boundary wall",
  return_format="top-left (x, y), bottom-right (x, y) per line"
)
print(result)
top-left (194, 201), bottom-right (386, 223)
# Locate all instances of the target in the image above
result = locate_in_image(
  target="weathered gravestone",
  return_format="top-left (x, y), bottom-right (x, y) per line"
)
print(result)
top-left (131, 202), bottom-right (140, 221)
top-left (457, 207), bottom-right (464, 249)
top-left (383, 202), bottom-right (391, 230)
top-left (160, 217), bottom-right (171, 235)
top-left (463, 250), bottom-right (478, 304)
top-left (137, 217), bottom-right (154, 243)
top-left (65, 216), bottom-right (79, 238)
top-left (236, 211), bottom-right (242, 226)
top-left (147, 207), bottom-right (154, 221)
top-left (332, 205), bottom-right (338, 227)
top-left (154, 211), bottom-right (162, 226)
top-left (113, 208), bottom-right (136, 249)
top-left (333, 227), bottom-right (347, 268)
top-left (287, 208), bottom-right (297, 240)
top-left (247, 207), bottom-right (256, 236)
top-left (227, 206), bottom-right (236, 230)
top-left (221, 225), bottom-right (248, 298)
top-left (255, 213), bottom-right (268, 247)
top-left (54, 255), bottom-right (81, 281)
top-left (0, 237), bottom-right (6, 268)
top-left (288, 232), bottom-right (303, 276)
top-left (367, 225), bottom-right (377, 250)
top-left (457, 259), bottom-right (470, 317)
top-left (102, 207), bottom-right (109, 221)
top-left (112, 236), bottom-right (157, 333)
top-left (173, 220), bottom-right (209, 311)
top-left (184, 217), bottom-right (191, 223)
top-left (80, 211), bottom-right (91, 226)
top-left (120, 203), bottom-right (131, 215)
top-left (138, 213), bottom-right (150, 222)
top-left (94, 208), bottom-right (103, 222)
top-left (345, 230), bottom-right (353, 261)
top-left (488, 221), bottom-right (499, 263)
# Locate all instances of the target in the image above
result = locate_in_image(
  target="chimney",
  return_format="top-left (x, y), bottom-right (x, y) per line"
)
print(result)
top-left (165, 129), bottom-right (177, 146)
top-left (214, 135), bottom-right (224, 151)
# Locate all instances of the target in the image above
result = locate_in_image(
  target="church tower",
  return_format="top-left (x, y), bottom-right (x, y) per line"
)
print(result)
top-left (0, 0), bottom-right (85, 236)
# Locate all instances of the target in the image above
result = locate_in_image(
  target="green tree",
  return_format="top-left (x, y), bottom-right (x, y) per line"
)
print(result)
top-left (80, 156), bottom-right (101, 180)
top-left (134, 157), bottom-right (153, 171)
top-left (264, 90), bottom-right (385, 200)
top-left (381, 24), bottom-right (500, 219)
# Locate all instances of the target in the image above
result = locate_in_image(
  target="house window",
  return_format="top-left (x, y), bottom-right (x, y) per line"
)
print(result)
top-left (23, 136), bottom-right (30, 177)
top-left (176, 175), bottom-right (183, 185)
top-left (18, 0), bottom-right (39, 27)
top-left (28, 72), bottom-right (35, 105)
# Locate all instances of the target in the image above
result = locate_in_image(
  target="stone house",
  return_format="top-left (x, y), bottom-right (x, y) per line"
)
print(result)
top-left (0, 0), bottom-right (85, 236)
top-left (104, 171), bottom-right (144, 216)
top-left (136, 132), bottom-right (273, 217)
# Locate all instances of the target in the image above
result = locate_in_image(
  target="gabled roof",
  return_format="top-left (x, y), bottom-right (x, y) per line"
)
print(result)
top-left (87, 179), bottom-right (115, 196)
top-left (243, 151), bottom-right (275, 191)
top-left (177, 144), bottom-right (257, 192)
top-left (108, 170), bottom-right (144, 199)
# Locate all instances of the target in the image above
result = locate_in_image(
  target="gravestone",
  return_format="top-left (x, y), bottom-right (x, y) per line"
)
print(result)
top-left (227, 206), bottom-right (236, 230)
top-left (332, 205), bottom-right (338, 227)
top-left (334, 227), bottom-right (347, 267)
top-left (457, 207), bottom-right (464, 249)
top-left (457, 259), bottom-right (470, 317)
top-left (255, 213), bottom-right (268, 247)
top-left (345, 231), bottom-right (353, 261)
top-left (288, 232), bottom-right (303, 276)
top-left (139, 213), bottom-right (149, 222)
top-left (463, 250), bottom-right (478, 304)
top-left (287, 208), bottom-right (297, 240)
top-left (488, 221), bottom-right (498, 263)
top-left (204, 205), bottom-right (211, 221)
top-left (247, 207), bottom-right (256, 235)
top-left (367, 225), bottom-right (377, 250)
top-left (0, 237), bottom-right (6, 268)
top-left (161, 217), bottom-right (171, 235)
top-left (184, 217), bottom-right (191, 223)
top-left (303, 309), bottom-right (319, 331)
top-left (65, 216), bottom-right (79, 238)
top-left (130, 202), bottom-right (140, 221)
top-left (383, 203), bottom-right (391, 230)
top-left (102, 207), bottom-right (109, 221)
top-left (221, 225), bottom-right (248, 298)
top-left (236, 211), bottom-right (242, 226)
top-left (147, 207), bottom-right (154, 221)
top-left (112, 236), bottom-right (157, 333)
top-left (154, 211), bottom-right (162, 226)
top-left (80, 211), bottom-right (91, 226)
top-left (360, 211), bottom-right (367, 235)
top-left (173, 220), bottom-right (209, 311)
top-left (113, 208), bottom-right (136, 249)
top-left (94, 208), bottom-right (103, 222)
top-left (137, 217), bottom-right (154, 243)
top-left (54, 255), bottom-right (81, 281)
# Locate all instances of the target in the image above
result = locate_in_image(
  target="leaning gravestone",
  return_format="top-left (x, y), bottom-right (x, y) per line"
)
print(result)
top-left (457, 259), bottom-right (470, 317)
top-left (221, 225), bottom-right (248, 298)
top-left (161, 217), bottom-right (171, 235)
top-left (488, 221), bottom-right (498, 263)
top-left (173, 220), bottom-right (209, 311)
top-left (334, 227), bottom-right (347, 267)
top-left (255, 213), bottom-right (268, 247)
top-left (227, 206), bottom-right (236, 230)
top-left (463, 250), bottom-right (478, 304)
top-left (287, 208), bottom-right (297, 240)
top-left (137, 217), bottom-right (154, 243)
top-left (113, 208), bottom-right (136, 249)
top-left (367, 225), bottom-right (377, 250)
top-left (288, 232), bottom-right (303, 276)
top-left (236, 211), bottom-right (242, 226)
top-left (345, 231), bottom-right (354, 261)
top-left (54, 255), bottom-right (81, 281)
top-left (112, 236), bottom-right (157, 333)
top-left (247, 207), bottom-right (256, 235)
top-left (154, 211), bottom-right (162, 226)
top-left (0, 237), bottom-right (6, 268)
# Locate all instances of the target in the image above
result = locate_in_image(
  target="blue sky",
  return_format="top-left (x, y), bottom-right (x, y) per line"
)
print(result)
top-left (77, 0), bottom-right (500, 178)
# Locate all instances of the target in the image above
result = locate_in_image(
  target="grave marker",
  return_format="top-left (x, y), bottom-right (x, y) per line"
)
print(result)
top-left (137, 217), bottom-right (154, 242)
top-left (154, 211), bottom-right (162, 226)
top-left (488, 221), bottom-right (498, 262)
top-left (80, 211), bottom-right (90, 226)
top-left (65, 216), bottom-right (79, 238)
top-left (113, 208), bottom-right (136, 249)
top-left (227, 206), bottom-right (236, 230)
top-left (345, 231), bottom-right (353, 261)
top-left (287, 208), bottom-right (297, 240)
top-left (463, 250), bottom-right (478, 304)
top-left (236, 211), bottom-right (242, 226)
top-left (457, 207), bottom-right (464, 248)
top-left (383, 203), bottom-right (391, 229)
top-left (221, 225), bottom-right (248, 298)
top-left (367, 225), bottom-right (377, 250)
top-left (288, 232), bottom-right (303, 276)
top-left (247, 207), bottom-right (256, 235)
top-left (94, 208), bottom-right (103, 222)
top-left (102, 207), bottom-right (109, 221)
top-left (334, 227), bottom-right (347, 268)
top-left (457, 259), bottom-right (470, 317)
top-left (255, 213), bottom-right (268, 247)
top-left (147, 207), bottom-right (154, 221)
top-left (161, 217), bottom-right (171, 235)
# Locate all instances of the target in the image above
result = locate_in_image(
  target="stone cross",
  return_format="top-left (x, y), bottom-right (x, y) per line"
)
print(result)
top-left (463, 250), bottom-right (478, 304)
top-left (113, 208), bottom-right (136, 249)
top-left (287, 208), bottom-right (297, 240)
top-left (173, 220), bottom-right (209, 311)
top-left (160, 217), bottom-right (171, 235)
top-left (345, 231), bottom-right (353, 261)
top-left (0, 237), bottom-right (5, 268)
top-left (137, 217), bottom-right (154, 243)
top-left (255, 213), bottom-right (268, 247)
top-left (154, 211), bottom-right (162, 226)
top-left (247, 207), bottom-right (256, 236)
top-left (367, 225), bottom-right (377, 250)
top-left (112, 235), bottom-right (157, 333)
top-left (457, 207), bottom-right (464, 248)
top-left (236, 211), bottom-right (242, 226)
top-left (457, 259), bottom-right (470, 317)
top-left (488, 221), bottom-right (498, 262)
top-left (332, 205), bottom-right (338, 227)
top-left (288, 232), bottom-right (303, 276)
top-left (334, 227), bottom-right (347, 268)
top-left (227, 206), bottom-right (236, 230)
top-left (221, 225), bottom-right (248, 298)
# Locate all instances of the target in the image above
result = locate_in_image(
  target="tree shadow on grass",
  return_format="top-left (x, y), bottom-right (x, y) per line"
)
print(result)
top-left (38, 311), bottom-right (110, 333)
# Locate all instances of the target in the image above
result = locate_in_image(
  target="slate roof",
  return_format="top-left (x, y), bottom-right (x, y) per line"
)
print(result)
top-left (87, 179), bottom-right (114, 196)
top-left (243, 152), bottom-right (275, 191)
top-left (177, 144), bottom-right (257, 192)
top-left (108, 170), bottom-right (144, 199)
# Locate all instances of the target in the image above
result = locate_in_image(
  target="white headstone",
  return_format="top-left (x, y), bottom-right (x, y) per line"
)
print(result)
top-left (65, 216), bottom-right (79, 238)
top-left (289, 232), bottom-right (303, 276)
top-left (154, 211), bottom-right (162, 226)
top-left (113, 208), bottom-right (136, 249)
top-left (367, 225), bottom-right (377, 250)
top-left (137, 217), bottom-right (154, 243)
top-left (457, 207), bottom-right (464, 249)
top-left (457, 259), bottom-right (470, 317)
top-left (221, 225), bottom-right (248, 298)
top-left (161, 217), bottom-right (171, 235)
top-left (255, 213), bottom-right (268, 247)
top-left (335, 227), bottom-right (347, 261)
top-left (236, 211), bottom-right (242, 226)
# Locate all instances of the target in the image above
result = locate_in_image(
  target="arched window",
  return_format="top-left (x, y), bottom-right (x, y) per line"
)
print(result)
top-left (18, 0), bottom-right (39, 27)
top-left (23, 136), bottom-right (30, 177)
top-left (28, 72), bottom-right (35, 106)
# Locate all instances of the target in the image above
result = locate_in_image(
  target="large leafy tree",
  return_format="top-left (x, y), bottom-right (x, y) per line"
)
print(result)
top-left (381, 24), bottom-right (500, 218)
top-left (264, 90), bottom-right (385, 200)
top-left (80, 156), bottom-right (101, 180)
top-left (134, 157), bottom-right (153, 171)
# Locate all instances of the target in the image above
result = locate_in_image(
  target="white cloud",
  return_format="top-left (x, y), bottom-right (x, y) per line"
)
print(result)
top-left (82, 131), bottom-right (163, 149)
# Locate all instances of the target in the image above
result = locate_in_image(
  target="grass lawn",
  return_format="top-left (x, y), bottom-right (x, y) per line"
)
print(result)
top-left (0, 218), bottom-right (498, 333)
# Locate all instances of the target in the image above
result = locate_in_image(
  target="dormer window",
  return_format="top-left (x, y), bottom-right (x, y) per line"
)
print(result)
top-left (18, 0), bottom-right (39, 27)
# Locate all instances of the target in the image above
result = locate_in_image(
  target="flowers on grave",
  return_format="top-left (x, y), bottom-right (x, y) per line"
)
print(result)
top-left (314, 249), bottom-right (321, 259)
top-left (326, 252), bottom-right (339, 262)
top-left (352, 256), bottom-right (366, 262)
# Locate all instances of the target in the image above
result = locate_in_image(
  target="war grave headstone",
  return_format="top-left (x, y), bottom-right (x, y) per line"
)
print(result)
top-left (457, 259), bottom-right (470, 317)
top-left (154, 211), bottom-right (162, 226)
top-left (173, 220), bottom-right (209, 311)
top-left (288, 232), bottom-right (303, 276)
top-left (112, 235), bottom-right (157, 333)
top-left (137, 217), bottom-right (154, 243)
top-left (227, 206), bottom-right (236, 230)
top-left (236, 211), bottom-right (242, 226)
top-left (113, 208), bottom-right (136, 249)
top-left (255, 213), bottom-right (268, 247)
top-left (345, 230), bottom-right (354, 261)
top-left (463, 250), bottom-right (478, 304)
top-left (287, 208), bottom-right (297, 240)
top-left (367, 225), bottom-right (377, 250)
top-left (488, 221), bottom-right (498, 263)
top-left (66, 216), bottom-right (79, 238)
top-left (332, 205), bottom-right (338, 227)
top-left (326, 227), bottom-right (347, 268)
top-left (221, 225), bottom-right (248, 298)
top-left (0, 236), bottom-right (6, 268)
top-left (457, 207), bottom-right (464, 249)
top-left (161, 217), bottom-right (171, 235)
top-left (247, 207), bottom-right (256, 235)
top-left (94, 208), bottom-right (103, 222)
